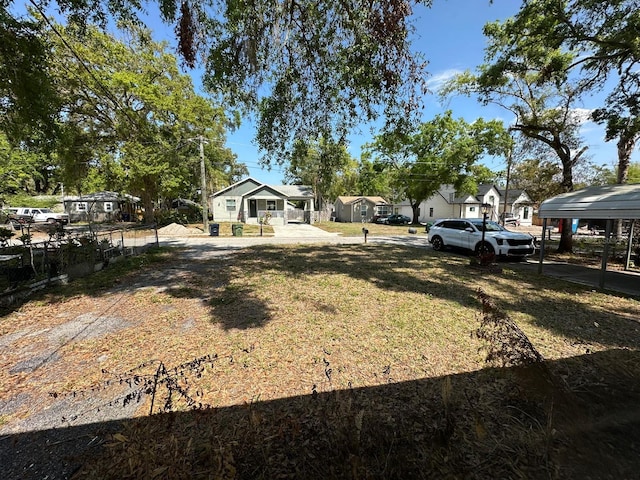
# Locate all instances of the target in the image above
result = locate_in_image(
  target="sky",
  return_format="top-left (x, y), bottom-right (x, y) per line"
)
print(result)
top-left (217, 0), bottom-right (619, 185)
top-left (15, 0), bottom-right (621, 186)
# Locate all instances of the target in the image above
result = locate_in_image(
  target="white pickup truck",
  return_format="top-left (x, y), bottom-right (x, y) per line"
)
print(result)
top-left (9, 207), bottom-right (69, 225)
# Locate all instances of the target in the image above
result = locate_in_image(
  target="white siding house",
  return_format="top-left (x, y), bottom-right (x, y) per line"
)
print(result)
top-left (210, 178), bottom-right (315, 225)
top-left (394, 184), bottom-right (533, 225)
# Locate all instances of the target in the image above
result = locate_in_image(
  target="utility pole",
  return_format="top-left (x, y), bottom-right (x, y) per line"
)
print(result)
top-left (188, 135), bottom-right (209, 231)
top-left (502, 131), bottom-right (514, 226)
top-left (502, 146), bottom-right (512, 226)
top-left (198, 135), bottom-right (209, 231)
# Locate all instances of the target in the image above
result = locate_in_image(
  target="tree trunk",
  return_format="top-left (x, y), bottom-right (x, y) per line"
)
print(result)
top-left (411, 202), bottom-right (420, 224)
top-left (141, 177), bottom-right (157, 224)
top-left (557, 149), bottom-right (574, 253)
top-left (616, 133), bottom-right (634, 184)
top-left (614, 133), bottom-right (636, 238)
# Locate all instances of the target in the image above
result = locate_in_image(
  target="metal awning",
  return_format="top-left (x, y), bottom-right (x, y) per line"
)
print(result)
top-left (536, 184), bottom-right (640, 292)
top-left (538, 184), bottom-right (640, 219)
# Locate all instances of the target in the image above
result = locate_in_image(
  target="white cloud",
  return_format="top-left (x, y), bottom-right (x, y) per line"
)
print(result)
top-left (427, 69), bottom-right (464, 92)
top-left (570, 107), bottom-right (594, 125)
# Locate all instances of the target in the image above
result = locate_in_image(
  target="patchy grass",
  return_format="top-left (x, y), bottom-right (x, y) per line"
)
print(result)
top-left (1, 244), bottom-right (640, 479)
top-left (314, 220), bottom-right (424, 236)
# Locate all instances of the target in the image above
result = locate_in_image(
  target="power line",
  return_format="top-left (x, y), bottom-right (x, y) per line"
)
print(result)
top-left (29, 1), bottom-right (140, 130)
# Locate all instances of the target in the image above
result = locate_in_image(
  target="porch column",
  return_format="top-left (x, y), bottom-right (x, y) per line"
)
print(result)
top-left (307, 198), bottom-right (315, 224)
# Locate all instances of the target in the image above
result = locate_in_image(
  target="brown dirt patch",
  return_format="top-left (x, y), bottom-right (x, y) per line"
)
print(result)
top-left (1, 244), bottom-right (639, 479)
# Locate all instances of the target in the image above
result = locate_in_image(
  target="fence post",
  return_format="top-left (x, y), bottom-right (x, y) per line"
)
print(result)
top-left (154, 223), bottom-right (159, 247)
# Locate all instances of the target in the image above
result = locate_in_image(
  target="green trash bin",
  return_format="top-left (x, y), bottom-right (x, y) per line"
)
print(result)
top-left (232, 223), bottom-right (243, 236)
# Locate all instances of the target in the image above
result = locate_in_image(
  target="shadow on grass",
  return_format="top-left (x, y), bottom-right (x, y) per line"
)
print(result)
top-left (2, 348), bottom-right (639, 479)
top-left (2, 243), bottom-right (639, 351)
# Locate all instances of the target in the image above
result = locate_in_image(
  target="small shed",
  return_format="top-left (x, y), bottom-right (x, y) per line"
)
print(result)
top-left (537, 184), bottom-right (640, 289)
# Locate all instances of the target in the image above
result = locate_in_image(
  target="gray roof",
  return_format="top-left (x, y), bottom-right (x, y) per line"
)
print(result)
top-left (270, 185), bottom-right (314, 198)
top-left (538, 184), bottom-right (640, 219)
top-left (497, 188), bottom-right (529, 203)
top-left (64, 191), bottom-right (141, 202)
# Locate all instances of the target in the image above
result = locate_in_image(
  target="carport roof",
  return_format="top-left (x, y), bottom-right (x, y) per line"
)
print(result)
top-left (538, 184), bottom-right (640, 219)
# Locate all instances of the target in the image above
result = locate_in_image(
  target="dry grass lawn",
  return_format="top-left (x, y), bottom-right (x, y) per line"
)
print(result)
top-left (1, 243), bottom-right (639, 479)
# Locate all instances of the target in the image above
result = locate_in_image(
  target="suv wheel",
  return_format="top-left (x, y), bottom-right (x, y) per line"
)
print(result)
top-left (475, 241), bottom-right (495, 256)
top-left (431, 236), bottom-right (444, 251)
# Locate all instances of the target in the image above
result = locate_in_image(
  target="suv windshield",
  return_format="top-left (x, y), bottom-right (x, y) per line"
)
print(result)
top-left (470, 220), bottom-right (504, 232)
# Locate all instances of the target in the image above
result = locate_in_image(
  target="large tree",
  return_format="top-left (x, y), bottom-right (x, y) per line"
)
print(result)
top-left (443, 20), bottom-right (591, 253)
top-left (0, 6), bottom-right (60, 144)
top-left (509, 157), bottom-right (563, 205)
top-left (355, 154), bottom-right (392, 198)
top-left (284, 138), bottom-right (356, 211)
top-left (45, 22), bottom-right (240, 221)
top-left (591, 79), bottom-right (640, 185)
top-left (2, 0), bottom-right (429, 163)
top-left (489, 0), bottom-right (640, 204)
top-left (368, 111), bottom-right (509, 224)
top-left (0, 133), bottom-right (53, 195)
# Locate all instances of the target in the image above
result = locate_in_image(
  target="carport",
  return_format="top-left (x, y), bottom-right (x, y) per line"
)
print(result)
top-left (537, 184), bottom-right (640, 289)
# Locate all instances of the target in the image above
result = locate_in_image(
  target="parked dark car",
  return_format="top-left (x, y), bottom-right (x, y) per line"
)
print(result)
top-left (372, 214), bottom-right (389, 224)
top-left (384, 214), bottom-right (411, 225)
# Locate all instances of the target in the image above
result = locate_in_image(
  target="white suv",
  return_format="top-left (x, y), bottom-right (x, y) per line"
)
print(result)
top-left (428, 218), bottom-right (535, 257)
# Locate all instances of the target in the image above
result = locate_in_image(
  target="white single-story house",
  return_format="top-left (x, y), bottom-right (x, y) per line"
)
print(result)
top-left (210, 177), bottom-right (315, 225)
top-left (333, 196), bottom-right (391, 223)
top-left (394, 184), bottom-right (534, 226)
top-left (63, 191), bottom-right (141, 223)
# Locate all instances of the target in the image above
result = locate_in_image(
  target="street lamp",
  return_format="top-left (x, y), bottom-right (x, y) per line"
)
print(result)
top-left (480, 203), bottom-right (491, 253)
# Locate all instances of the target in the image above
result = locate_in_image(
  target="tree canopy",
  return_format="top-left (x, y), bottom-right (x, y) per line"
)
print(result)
top-left (367, 111), bottom-right (508, 223)
top-left (284, 138), bottom-right (356, 211)
top-left (487, 0), bottom-right (640, 189)
top-left (2, 0), bottom-right (430, 164)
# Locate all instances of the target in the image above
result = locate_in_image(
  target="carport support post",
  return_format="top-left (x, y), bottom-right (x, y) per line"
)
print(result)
top-left (538, 218), bottom-right (547, 275)
top-left (624, 219), bottom-right (635, 271)
top-left (600, 220), bottom-right (612, 289)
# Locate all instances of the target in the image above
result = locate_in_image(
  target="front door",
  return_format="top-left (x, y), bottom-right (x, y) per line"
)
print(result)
top-left (249, 199), bottom-right (257, 218)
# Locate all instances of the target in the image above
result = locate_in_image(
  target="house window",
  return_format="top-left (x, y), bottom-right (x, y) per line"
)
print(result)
top-left (267, 200), bottom-right (276, 210)
top-left (523, 207), bottom-right (529, 219)
top-left (76, 202), bottom-right (87, 212)
top-left (469, 206), bottom-right (476, 212)
top-left (489, 195), bottom-right (495, 203)
top-left (104, 202), bottom-right (113, 212)
top-left (360, 204), bottom-right (367, 217)
top-left (226, 199), bottom-right (236, 211)
top-left (429, 207), bottom-right (434, 217)
top-left (449, 193), bottom-right (455, 202)
top-left (377, 205), bottom-right (390, 216)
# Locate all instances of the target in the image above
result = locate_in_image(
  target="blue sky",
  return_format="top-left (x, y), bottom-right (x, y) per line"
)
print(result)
top-left (15, 0), bottom-right (621, 185)
top-left (219, 0), bottom-right (620, 185)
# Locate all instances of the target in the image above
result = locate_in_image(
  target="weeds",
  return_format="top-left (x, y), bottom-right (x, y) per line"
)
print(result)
top-left (475, 288), bottom-right (545, 368)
